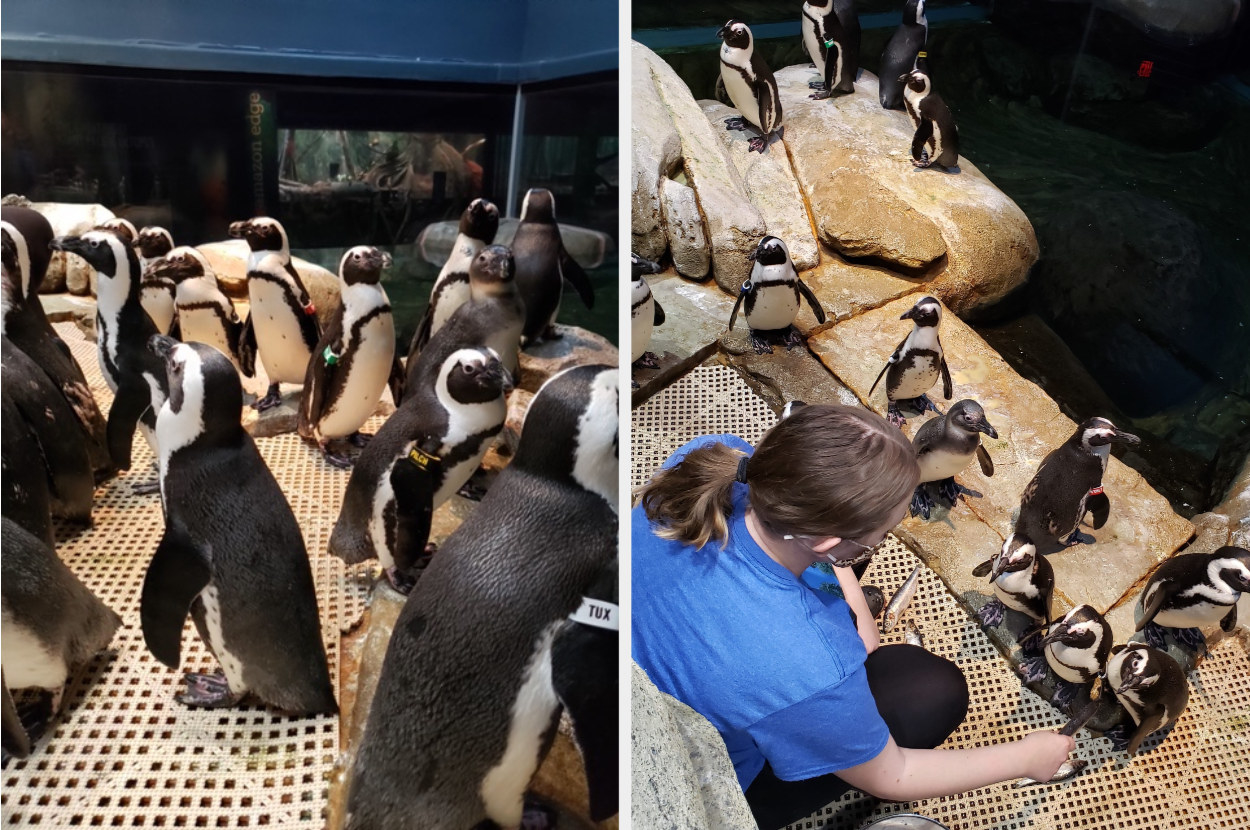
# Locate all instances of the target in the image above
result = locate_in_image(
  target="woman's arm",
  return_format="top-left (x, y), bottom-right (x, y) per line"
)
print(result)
top-left (832, 565), bottom-right (880, 654)
top-left (836, 731), bottom-right (1077, 801)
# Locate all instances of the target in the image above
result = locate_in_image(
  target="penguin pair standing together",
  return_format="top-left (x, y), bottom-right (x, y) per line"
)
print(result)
top-left (144, 246), bottom-right (254, 376)
top-left (901, 57), bottom-right (960, 170)
top-left (716, 20), bottom-right (783, 153)
top-left (728, 236), bottom-right (826, 353)
top-left (801, 0), bottom-right (859, 99)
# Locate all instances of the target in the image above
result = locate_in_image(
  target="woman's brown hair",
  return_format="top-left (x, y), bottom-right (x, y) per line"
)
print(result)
top-left (637, 404), bottom-right (920, 549)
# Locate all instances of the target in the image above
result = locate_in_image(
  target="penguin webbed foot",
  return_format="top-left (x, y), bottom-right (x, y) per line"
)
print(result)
top-left (177, 672), bottom-right (242, 709)
top-left (633, 351), bottom-right (661, 370)
top-left (519, 800), bottom-right (557, 830)
top-left (886, 402), bottom-right (906, 428)
top-left (808, 78), bottom-right (826, 90)
top-left (748, 330), bottom-right (775, 355)
top-left (723, 116), bottom-right (749, 131)
top-left (747, 135), bottom-right (768, 153)
top-left (1019, 625), bottom-right (1046, 655)
top-left (384, 566), bottom-right (418, 596)
top-left (938, 478), bottom-right (981, 507)
top-left (781, 326), bottom-right (804, 350)
top-left (1052, 679), bottom-right (1083, 711)
top-left (809, 87), bottom-right (832, 100)
top-left (912, 151), bottom-right (933, 169)
top-left (1017, 653), bottom-right (1049, 685)
top-left (1173, 625), bottom-right (1208, 654)
top-left (252, 384), bottom-right (283, 412)
top-left (910, 485), bottom-right (936, 520)
top-left (1062, 529), bottom-right (1097, 547)
top-left (131, 478), bottom-right (162, 496)
top-left (1142, 621), bottom-right (1170, 650)
top-left (320, 443), bottom-right (354, 469)
top-left (14, 692), bottom-right (56, 747)
top-left (913, 394), bottom-right (943, 415)
top-left (1103, 723), bottom-right (1132, 753)
top-left (976, 598), bottom-right (1007, 628)
top-left (347, 432), bottom-right (371, 449)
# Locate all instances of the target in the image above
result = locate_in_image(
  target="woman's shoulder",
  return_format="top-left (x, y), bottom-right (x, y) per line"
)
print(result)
top-left (662, 434), bottom-right (753, 470)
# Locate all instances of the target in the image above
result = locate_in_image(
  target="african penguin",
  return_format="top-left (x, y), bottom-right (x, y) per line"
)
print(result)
top-left (140, 336), bottom-right (337, 714)
top-left (345, 364), bottom-right (618, 830)
top-left (2, 517), bottom-right (122, 752)
top-left (150, 246), bottom-right (253, 375)
top-left (407, 198), bottom-right (500, 360)
top-left (901, 61), bottom-right (960, 169)
top-left (298, 246), bottom-right (403, 468)
top-left (96, 217), bottom-right (137, 243)
top-left (229, 216), bottom-right (322, 411)
top-left (1043, 604), bottom-right (1113, 709)
top-left (1136, 547), bottom-right (1250, 650)
top-left (879, 0), bottom-right (928, 110)
top-left (134, 226), bottom-right (178, 335)
top-left (728, 236), bottom-right (826, 354)
top-left (910, 399), bottom-right (996, 518)
top-left (2, 206), bottom-right (113, 480)
top-left (2, 382), bottom-right (57, 548)
top-left (802, 0), bottom-right (858, 98)
top-left (329, 347), bottom-right (511, 593)
top-left (869, 295), bottom-right (951, 426)
top-left (973, 533), bottom-right (1053, 682)
top-left (717, 19), bottom-right (784, 153)
top-left (1016, 416), bottom-right (1139, 552)
top-left (512, 188), bottom-right (594, 344)
top-left (1105, 642), bottom-right (1188, 756)
top-left (630, 252), bottom-right (665, 367)
top-left (50, 230), bottom-right (168, 474)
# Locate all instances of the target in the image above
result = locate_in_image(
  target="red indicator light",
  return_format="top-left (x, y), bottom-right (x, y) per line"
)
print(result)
top-left (1137, 60), bottom-right (1154, 78)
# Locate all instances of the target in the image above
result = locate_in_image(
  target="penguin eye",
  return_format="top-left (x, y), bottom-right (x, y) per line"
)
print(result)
top-left (462, 363), bottom-right (478, 375)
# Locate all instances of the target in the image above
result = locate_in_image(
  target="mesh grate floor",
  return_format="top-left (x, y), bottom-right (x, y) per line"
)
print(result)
top-left (632, 362), bottom-right (1250, 830)
top-left (2, 323), bottom-right (380, 827)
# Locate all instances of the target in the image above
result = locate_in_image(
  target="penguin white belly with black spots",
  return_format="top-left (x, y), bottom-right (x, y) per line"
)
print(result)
top-left (135, 226), bottom-right (177, 335)
top-left (892, 329), bottom-right (941, 398)
top-left (630, 253), bottom-right (665, 366)
top-left (870, 295), bottom-right (951, 426)
top-left (721, 55), bottom-right (761, 126)
top-left (177, 282), bottom-right (238, 365)
top-left (313, 309), bottom-right (393, 439)
top-left (728, 236), bottom-right (825, 354)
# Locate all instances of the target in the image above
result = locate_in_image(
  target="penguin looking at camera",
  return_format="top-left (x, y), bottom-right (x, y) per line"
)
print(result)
top-left (50, 231), bottom-right (167, 476)
top-left (1016, 416), bottom-right (1140, 552)
top-left (728, 236), bottom-right (826, 354)
top-left (2, 517), bottom-right (122, 754)
top-left (631, 253), bottom-right (665, 369)
top-left (869, 295), bottom-right (951, 426)
top-left (230, 216), bottom-right (322, 411)
top-left (1136, 546), bottom-right (1250, 652)
top-left (716, 20), bottom-right (783, 153)
top-left (802, 0), bottom-right (858, 98)
top-left (140, 336), bottom-right (337, 715)
top-left (134, 226), bottom-right (178, 336)
top-left (910, 399), bottom-right (996, 519)
top-left (345, 364), bottom-right (618, 830)
top-left (407, 198), bottom-right (500, 360)
top-left (973, 533), bottom-right (1053, 682)
top-left (879, 0), bottom-right (928, 110)
top-left (1043, 604), bottom-right (1113, 709)
top-left (298, 246), bottom-right (404, 468)
top-left (148, 246), bottom-right (253, 376)
top-left (1105, 642), bottom-right (1188, 756)
top-left (329, 347), bottom-right (512, 594)
top-left (512, 188), bottom-right (594, 345)
top-left (901, 60), bottom-right (960, 170)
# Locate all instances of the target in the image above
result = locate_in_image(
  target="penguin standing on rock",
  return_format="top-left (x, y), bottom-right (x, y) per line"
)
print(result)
top-left (1043, 604), bottom-right (1113, 709)
top-left (728, 235), bottom-right (826, 354)
top-left (345, 365), bottom-right (619, 830)
top-left (140, 336), bottom-right (337, 714)
top-left (298, 246), bottom-right (403, 468)
top-left (230, 216), bottom-right (321, 411)
top-left (1136, 546), bottom-right (1250, 652)
top-left (134, 226), bottom-right (178, 335)
top-left (408, 198), bottom-right (499, 359)
top-left (1104, 642), bottom-right (1188, 756)
top-left (150, 246), bottom-right (253, 375)
top-left (631, 253), bottom-right (665, 370)
top-left (973, 533), bottom-right (1053, 682)
top-left (802, 0), bottom-right (857, 98)
top-left (879, 0), bottom-right (928, 110)
top-left (512, 188), bottom-right (594, 345)
top-left (717, 19), bottom-right (784, 153)
top-left (910, 399), bottom-right (996, 518)
top-left (869, 295), bottom-right (951, 426)
top-left (901, 60), bottom-right (960, 170)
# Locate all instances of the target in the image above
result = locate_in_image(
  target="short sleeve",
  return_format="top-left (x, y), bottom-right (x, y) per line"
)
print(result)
top-left (748, 665), bottom-right (890, 781)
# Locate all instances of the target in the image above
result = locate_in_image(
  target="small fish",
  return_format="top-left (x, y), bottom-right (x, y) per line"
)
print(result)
top-left (903, 620), bottom-right (924, 648)
top-left (1015, 758), bottom-right (1087, 787)
top-left (882, 565), bottom-right (923, 632)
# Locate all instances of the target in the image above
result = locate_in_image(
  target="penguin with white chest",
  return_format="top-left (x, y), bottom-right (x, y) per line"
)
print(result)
top-left (728, 236), bottom-right (826, 354)
top-left (1136, 546), bottom-right (1250, 652)
top-left (1043, 604), bottom-right (1113, 710)
top-left (1105, 642), bottom-right (1188, 756)
top-left (802, 0), bottom-right (859, 98)
top-left (298, 246), bottom-right (404, 468)
top-left (630, 252), bottom-right (665, 370)
top-left (230, 216), bottom-right (322, 411)
top-left (50, 230), bottom-right (168, 477)
top-left (345, 364), bottom-right (619, 830)
top-left (717, 20), bottom-right (783, 153)
top-left (910, 399), bottom-right (996, 519)
top-left (879, 0), bottom-right (928, 110)
top-left (407, 198), bottom-right (499, 361)
top-left (973, 533), bottom-right (1053, 682)
top-left (511, 188), bottom-right (594, 345)
top-left (330, 347), bottom-right (511, 593)
top-left (140, 336), bottom-right (337, 714)
top-left (869, 295), bottom-right (951, 426)
top-left (901, 60), bottom-right (960, 170)
top-left (148, 246), bottom-right (253, 375)
top-left (134, 226), bottom-right (177, 335)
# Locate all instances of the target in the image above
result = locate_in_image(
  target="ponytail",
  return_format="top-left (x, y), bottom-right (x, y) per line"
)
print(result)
top-left (637, 442), bottom-right (744, 550)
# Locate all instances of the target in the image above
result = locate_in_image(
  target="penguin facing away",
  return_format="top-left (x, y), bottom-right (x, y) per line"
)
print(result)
top-left (1, 517), bottom-right (122, 753)
top-left (879, 0), bottom-right (928, 110)
top-left (298, 246), bottom-right (404, 468)
top-left (511, 188), bottom-right (594, 345)
top-left (345, 364), bottom-right (618, 830)
top-left (630, 252), bottom-right (665, 368)
top-left (716, 19), bottom-right (784, 153)
top-left (802, 0), bottom-right (857, 98)
top-left (140, 336), bottom-right (336, 714)
top-left (149, 246), bottom-right (254, 376)
top-left (1136, 546), bottom-right (1250, 652)
top-left (408, 197), bottom-right (500, 360)
top-left (134, 226), bottom-right (178, 335)
top-left (901, 61), bottom-right (960, 170)
top-left (910, 399), bottom-right (996, 518)
top-left (1105, 642), bottom-right (1188, 756)
top-left (1043, 604), bottom-right (1113, 709)
top-left (728, 235), bottom-right (826, 354)
top-left (869, 295), bottom-right (951, 426)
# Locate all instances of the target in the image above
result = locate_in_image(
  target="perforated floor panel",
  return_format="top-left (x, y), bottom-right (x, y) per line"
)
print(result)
top-left (632, 362), bottom-right (1250, 830)
top-left (2, 323), bottom-right (381, 827)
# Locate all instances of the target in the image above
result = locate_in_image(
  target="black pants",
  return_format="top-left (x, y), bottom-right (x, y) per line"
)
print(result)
top-left (744, 644), bottom-right (969, 830)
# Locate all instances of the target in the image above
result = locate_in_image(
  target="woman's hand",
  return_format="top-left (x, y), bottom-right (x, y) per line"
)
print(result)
top-left (1017, 730), bottom-right (1078, 782)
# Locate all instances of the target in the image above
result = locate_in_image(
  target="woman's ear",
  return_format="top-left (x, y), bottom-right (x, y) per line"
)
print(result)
top-left (811, 536), bottom-right (843, 554)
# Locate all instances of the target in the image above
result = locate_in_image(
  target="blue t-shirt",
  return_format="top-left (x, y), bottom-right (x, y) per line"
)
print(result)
top-left (632, 435), bottom-right (890, 790)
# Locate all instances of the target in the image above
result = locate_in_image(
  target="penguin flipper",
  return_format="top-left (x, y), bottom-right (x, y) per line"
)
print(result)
top-left (140, 524), bottom-right (211, 669)
top-left (106, 384), bottom-right (151, 470)
top-left (870, 333), bottom-right (908, 397)
top-left (653, 299), bottom-right (666, 326)
top-left (940, 354), bottom-right (953, 400)
top-left (559, 249), bottom-right (595, 310)
top-left (728, 288), bottom-right (747, 332)
top-left (553, 625), bottom-right (619, 822)
top-left (388, 443), bottom-right (441, 574)
top-left (237, 314), bottom-right (257, 378)
top-left (1136, 581), bottom-right (1174, 631)
top-left (298, 313), bottom-right (344, 438)
top-left (1221, 604), bottom-right (1238, 633)
top-left (2, 671), bottom-right (31, 760)
top-left (976, 444), bottom-right (994, 477)
top-left (167, 313), bottom-right (182, 343)
top-left (1125, 709), bottom-right (1168, 757)
top-left (911, 119), bottom-right (934, 162)
top-left (386, 353), bottom-right (406, 406)
top-left (796, 279), bottom-right (827, 324)
top-left (409, 304), bottom-right (435, 365)
top-left (972, 557), bottom-right (995, 578)
top-left (1087, 490), bottom-right (1111, 530)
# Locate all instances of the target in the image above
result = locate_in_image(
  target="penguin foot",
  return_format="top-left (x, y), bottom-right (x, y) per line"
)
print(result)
top-left (1142, 621), bottom-right (1170, 650)
top-left (347, 432), bottom-right (371, 448)
top-left (747, 135), bottom-right (768, 153)
top-left (910, 485), bottom-right (936, 520)
top-left (252, 385), bottom-right (283, 411)
top-left (519, 800), bottom-right (557, 830)
top-left (1103, 723), bottom-right (1132, 753)
top-left (1017, 654), bottom-right (1049, 686)
top-left (912, 394), bottom-right (943, 415)
top-left (1019, 626), bottom-right (1046, 655)
top-left (177, 672), bottom-right (241, 709)
top-left (976, 598), bottom-right (1007, 628)
top-left (1173, 625), bottom-right (1208, 653)
top-left (320, 446), bottom-right (354, 469)
top-left (886, 402), bottom-right (906, 428)
top-left (15, 693), bottom-right (55, 746)
top-left (912, 151), bottom-right (933, 169)
top-left (633, 351), bottom-right (661, 370)
top-left (724, 116), bottom-right (749, 131)
top-left (781, 326), bottom-right (805, 350)
top-left (131, 478), bottom-right (162, 496)
top-left (809, 88), bottom-right (832, 100)
top-left (748, 331), bottom-right (775, 354)
top-left (938, 478), bottom-right (964, 506)
top-left (1052, 679), bottom-right (1083, 711)
top-left (384, 567), bottom-right (417, 596)
top-left (1062, 529), bottom-right (1097, 547)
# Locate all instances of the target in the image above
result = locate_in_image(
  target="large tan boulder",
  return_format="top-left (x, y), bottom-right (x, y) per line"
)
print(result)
top-left (658, 177), bottom-right (709, 279)
top-left (776, 67), bottom-right (1039, 316)
top-left (29, 202), bottom-right (117, 295)
top-left (632, 41), bottom-right (683, 262)
top-left (196, 239), bottom-right (341, 331)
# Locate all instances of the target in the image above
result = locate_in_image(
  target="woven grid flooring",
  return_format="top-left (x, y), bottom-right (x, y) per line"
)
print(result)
top-left (2, 323), bottom-right (379, 827)
top-left (632, 363), bottom-right (1250, 830)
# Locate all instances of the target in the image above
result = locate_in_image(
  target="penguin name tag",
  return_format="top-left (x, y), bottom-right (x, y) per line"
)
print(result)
top-left (1089, 486), bottom-right (1104, 496)
top-left (569, 598), bottom-right (618, 631)
top-left (407, 447), bottom-right (440, 471)
top-left (323, 346), bottom-right (339, 365)
top-left (303, 302), bottom-right (317, 315)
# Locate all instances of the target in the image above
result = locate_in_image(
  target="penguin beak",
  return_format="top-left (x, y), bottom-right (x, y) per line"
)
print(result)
top-left (899, 307), bottom-right (917, 321)
top-left (1116, 674), bottom-right (1152, 695)
top-left (989, 555), bottom-right (1007, 582)
top-left (378, 251), bottom-right (393, 270)
top-left (899, 73), bottom-right (912, 83)
top-left (49, 236), bottom-right (84, 256)
top-left (1112, 428), bottom-right (1140, 446)
top-left (1041, 622), bottom-right (1071, 647)
top-left (977, 420), bottom-right (999, 440)
top-left (227, 221), bottom-right (248, 239)
top-left (148, 334), bottom-right (177, 361)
